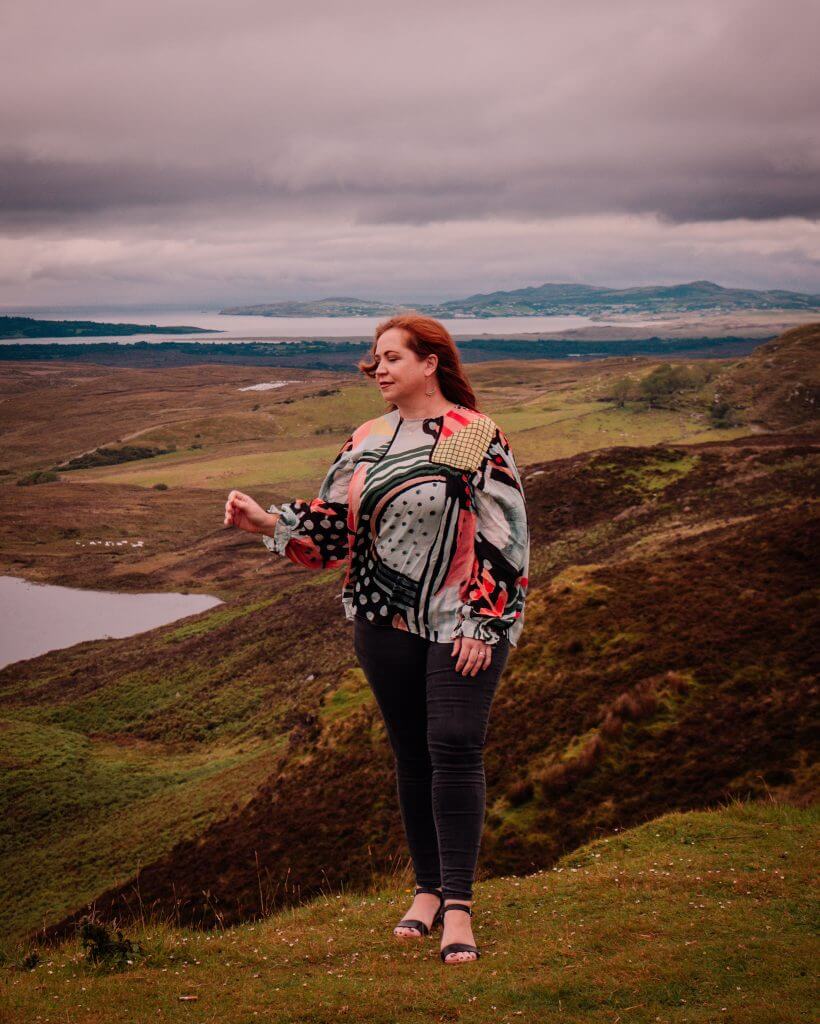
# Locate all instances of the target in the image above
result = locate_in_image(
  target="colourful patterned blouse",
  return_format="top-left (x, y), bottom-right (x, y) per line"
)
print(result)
top-left (263, 404), bottom-right (530, 647)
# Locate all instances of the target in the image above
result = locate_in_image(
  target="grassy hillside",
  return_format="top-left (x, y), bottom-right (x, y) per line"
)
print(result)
top-left (0, 331), bottom-right (816, 949)
top-left (0, 352), bottom-right (757, 599)
top-left (3, 430), bottom-right (815, 946)
top-left (221, 277), bottom-right (820, 314)
top-left (2, 800), bottom-right (816, 1023)
top-left (711, 322), bottom-right (820, 429)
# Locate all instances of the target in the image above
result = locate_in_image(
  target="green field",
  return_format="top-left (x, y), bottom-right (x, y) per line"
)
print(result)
top-left (0, 713), bottom-right (284, 943)
top-left (65, 383), bottom-right (752, 489)
top-left (0, 341), bottom-right (814, 998)
top-left (2, 799), bottom-right (815, 1023)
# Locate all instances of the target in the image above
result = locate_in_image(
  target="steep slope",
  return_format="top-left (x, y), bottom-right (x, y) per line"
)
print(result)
top-left (712, 321), bottom-right (820, 428)
top-left (29, 430), bottom-right (818, 943)
top-left (4, 323), bottom-right (817, 945)
top-left (7, 800), bottom-right (817, 1024)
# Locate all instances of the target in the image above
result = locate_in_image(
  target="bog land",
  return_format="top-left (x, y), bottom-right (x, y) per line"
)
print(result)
top-left (0, 324), bottom-right (816, 1022)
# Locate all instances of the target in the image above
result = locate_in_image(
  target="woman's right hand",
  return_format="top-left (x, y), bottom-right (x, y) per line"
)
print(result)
top-left (224, 490), bottom-right (276, 535)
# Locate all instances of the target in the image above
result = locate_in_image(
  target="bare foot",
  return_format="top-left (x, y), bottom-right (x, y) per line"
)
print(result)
top-left (393, 887), bottom-right (443, 938)
top-left (440, 901), bottom-right (478, 963)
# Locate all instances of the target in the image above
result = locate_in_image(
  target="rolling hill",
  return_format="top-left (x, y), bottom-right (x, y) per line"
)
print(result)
top-left (221, 280), bottom-right (820, 317)
top-left (0, 325), bottom-right (816, 949)
top-left (710, 322), bottom-right (820, 429)
top-left (3, 800), bottom-right (816, 1023)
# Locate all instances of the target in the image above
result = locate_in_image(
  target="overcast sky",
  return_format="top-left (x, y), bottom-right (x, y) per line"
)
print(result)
top-left (1, 0), bottom-right (819, 308)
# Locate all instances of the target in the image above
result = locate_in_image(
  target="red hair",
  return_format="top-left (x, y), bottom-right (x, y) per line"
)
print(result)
top-left (358, 312), bottom-right (479, 413)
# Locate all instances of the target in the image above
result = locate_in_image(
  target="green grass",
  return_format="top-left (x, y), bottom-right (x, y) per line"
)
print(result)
top-left (508, 405), bottom-right (747, 466)
top-left (72, 441), bottom-right (348, 489)
top-left (491, 796), bottom-right (542, 834)
top-left (11, 661), bottom-right (217, 736)
top-left (0, 562), bottom-right (355, 945)
top-left (318, 669), bottom-right (374, 725)
top-left (2, 799), bottom-right (815, 1023)
top-left (63, 385), bottom-right (756, 490)
top-left (483, 399), bottom-right (605, 433)
top-left (0, 716), bottom-right (284, 942)
top-left (161, 596), bottom-right (278, 643)
top-left (1, 363), bottom-right (802, 989)
top-left (622, 454), bottom-right (700, 492)
top-left (66, 384), bottom-right (385, 488)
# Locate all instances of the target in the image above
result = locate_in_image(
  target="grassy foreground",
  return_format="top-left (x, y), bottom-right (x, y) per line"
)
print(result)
top-left (1, 799), bottom-right (816, 1024)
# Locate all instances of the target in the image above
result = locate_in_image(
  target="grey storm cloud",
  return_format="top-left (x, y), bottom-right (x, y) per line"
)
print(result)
top-left (0, 0), bottom-right (818, 303)
top-left (2, 0), bottom-right (818, 229)
top-left (2, 150), bottom-right (819, 228)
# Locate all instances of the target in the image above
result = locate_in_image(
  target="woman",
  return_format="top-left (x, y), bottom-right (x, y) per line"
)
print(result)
top-left (224, 313), bottom-right (530, 965)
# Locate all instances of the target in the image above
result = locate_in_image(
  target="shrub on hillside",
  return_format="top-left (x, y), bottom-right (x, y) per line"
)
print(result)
top-left (639, 363), bottom-right (709, 408)
top-left (604, 376), bottom-right (641, 407)
top-left (54, 444), bottom-right (175, 472)
top-left (80, 921), bottom-right (143, 970)
top-left (710, 400), bottom-right (738, 428)
top-left (17, 470), bottom-right (59, 486)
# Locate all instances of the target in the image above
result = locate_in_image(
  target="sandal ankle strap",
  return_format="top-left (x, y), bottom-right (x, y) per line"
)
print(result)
top-left (442, 902), bottom-right (472, 916)
top-left (415, 885), bottom-right (443, 899)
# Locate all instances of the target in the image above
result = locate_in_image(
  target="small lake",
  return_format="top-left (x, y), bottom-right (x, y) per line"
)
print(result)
top-left (0, 308), bottom-right (624, 344)
top-left (0, 576), bottom-right (223, 670)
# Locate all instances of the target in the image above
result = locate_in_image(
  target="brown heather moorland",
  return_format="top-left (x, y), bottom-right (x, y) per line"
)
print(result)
top-left (0, 325), bottom-right (816, 950)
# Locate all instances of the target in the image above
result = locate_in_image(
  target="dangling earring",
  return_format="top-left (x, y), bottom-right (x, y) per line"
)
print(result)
top-left (425, 376), bottom-right (436, 397)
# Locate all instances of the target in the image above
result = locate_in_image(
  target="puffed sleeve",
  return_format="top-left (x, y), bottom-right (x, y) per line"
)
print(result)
top-left (262, 434), bottom-right (355, 570)
top-left (453, 425), bottom-right (530, 646)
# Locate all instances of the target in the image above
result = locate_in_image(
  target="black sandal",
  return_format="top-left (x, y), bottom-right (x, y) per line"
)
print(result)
top-left (393, 885), bottom-right (444, 938)
top-left (440, 902), bottom-right (480, 963)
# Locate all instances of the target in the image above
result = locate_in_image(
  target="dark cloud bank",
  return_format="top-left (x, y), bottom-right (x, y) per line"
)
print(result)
top-left (1, 0), bottom-right (818, 303)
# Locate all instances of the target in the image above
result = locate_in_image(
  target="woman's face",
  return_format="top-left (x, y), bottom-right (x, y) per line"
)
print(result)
top-left (373, 327), bottom-right (435, 405)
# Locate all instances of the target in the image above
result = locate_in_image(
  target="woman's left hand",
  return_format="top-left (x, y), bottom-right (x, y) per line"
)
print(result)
top-left (451, 636), bottom-right (492, 676)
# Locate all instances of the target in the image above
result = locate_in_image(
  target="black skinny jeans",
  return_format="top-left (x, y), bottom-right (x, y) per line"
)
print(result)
top-left (353, 615), bottom-right (510, 902)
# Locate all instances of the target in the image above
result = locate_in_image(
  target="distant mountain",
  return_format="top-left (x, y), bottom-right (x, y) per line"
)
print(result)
top-left (221, 280), bottom-right (820, 317)
top-left (432, 280), bottom-right (820, 315)
top-left (220, 296), bottom-right (397, 317)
